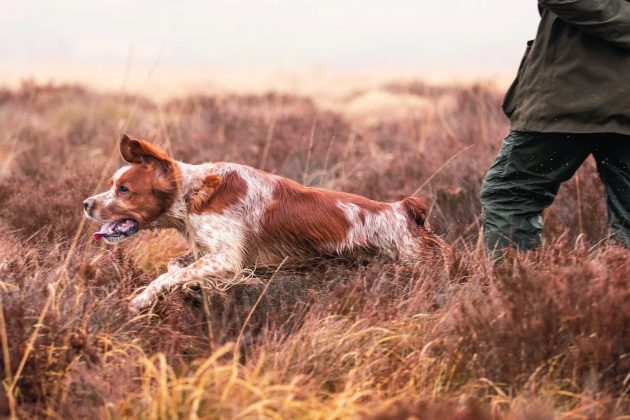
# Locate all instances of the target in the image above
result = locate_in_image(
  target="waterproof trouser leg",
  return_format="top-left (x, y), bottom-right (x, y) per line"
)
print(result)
top-left (481, 131), bottom-right (630, 252)
top-left (592, 135), bottom-right (630, 246)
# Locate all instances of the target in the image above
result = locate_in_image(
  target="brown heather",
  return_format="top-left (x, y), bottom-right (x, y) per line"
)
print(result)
top-left (0, 81), bottom-right (627, 419)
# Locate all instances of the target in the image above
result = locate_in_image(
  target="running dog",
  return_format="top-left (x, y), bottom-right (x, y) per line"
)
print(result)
top-left (83, 135), bottom-right (445, 311)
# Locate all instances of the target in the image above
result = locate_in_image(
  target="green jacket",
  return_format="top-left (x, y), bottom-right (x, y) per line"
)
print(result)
top-left (504, 0), bottom-right (630, 134)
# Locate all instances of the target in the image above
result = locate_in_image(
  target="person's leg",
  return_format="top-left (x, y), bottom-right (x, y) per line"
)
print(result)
top-left (481, 131), bottom-right (592, 253)
top-left (592, 135), bottom-right (630, 246)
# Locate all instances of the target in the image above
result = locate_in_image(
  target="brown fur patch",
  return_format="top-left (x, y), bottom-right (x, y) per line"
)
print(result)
top-left (120, 134), bottom-right (171, 169)
top-left (260, 178), bottom-right (387, 250)
top-left (402, 197), bottom-right (427, 227)
top-left (186, 175), bottom-right (221, 213)
top-left (189, 172), bottom-right (248, 214)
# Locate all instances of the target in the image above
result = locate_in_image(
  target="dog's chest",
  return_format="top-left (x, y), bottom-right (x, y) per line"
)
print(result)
top-left (187, 213), bottom-right (245, 251)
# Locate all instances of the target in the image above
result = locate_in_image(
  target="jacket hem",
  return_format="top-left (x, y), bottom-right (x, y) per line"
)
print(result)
top-left (510, 120), bottom-right (630, 136)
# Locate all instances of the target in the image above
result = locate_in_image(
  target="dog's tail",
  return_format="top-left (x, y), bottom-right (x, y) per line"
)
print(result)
top-left (401, 197), bottom-right (427, 227)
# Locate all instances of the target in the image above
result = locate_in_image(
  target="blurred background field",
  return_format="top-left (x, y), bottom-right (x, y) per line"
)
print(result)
top-left (0, 1), bottom-right (540, 97)
top-left (1, 1), bottom-right (629, 418)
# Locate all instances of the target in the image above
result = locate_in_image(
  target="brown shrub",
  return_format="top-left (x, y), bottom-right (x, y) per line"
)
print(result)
top-left (0, 162), bottom-right (100, 240)
top-left (446, 245), bottom-right (630, 394)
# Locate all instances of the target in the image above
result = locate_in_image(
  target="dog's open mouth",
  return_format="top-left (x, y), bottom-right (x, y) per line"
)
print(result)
top-left (93, 219), bottom-right (139, 242)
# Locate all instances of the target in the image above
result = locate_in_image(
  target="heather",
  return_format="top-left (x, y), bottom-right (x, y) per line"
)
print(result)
top-left (0, 82), bottom-right (627, 419)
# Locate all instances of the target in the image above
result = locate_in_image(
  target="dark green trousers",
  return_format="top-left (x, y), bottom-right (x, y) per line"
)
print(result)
top-left (481, 131), bottom-right (630, 251)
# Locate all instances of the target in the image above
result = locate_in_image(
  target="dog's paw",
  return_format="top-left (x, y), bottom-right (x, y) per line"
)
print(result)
top-left (129, 293), bottom-right (154, 313)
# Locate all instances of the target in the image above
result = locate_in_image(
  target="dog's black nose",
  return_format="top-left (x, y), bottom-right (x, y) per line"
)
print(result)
top-left (83, 198), bottom-right (94, 212)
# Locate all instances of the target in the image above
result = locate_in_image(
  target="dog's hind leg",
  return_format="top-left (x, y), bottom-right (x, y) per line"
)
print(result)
top-left (129, 254), bottom-right (242, 312)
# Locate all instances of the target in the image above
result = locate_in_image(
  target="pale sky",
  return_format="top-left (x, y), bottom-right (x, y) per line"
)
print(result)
top-left (0, 1), bottom-right (541, 94)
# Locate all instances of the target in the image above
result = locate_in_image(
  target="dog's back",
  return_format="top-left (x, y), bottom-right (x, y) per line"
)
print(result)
top-left (185, 163), bottom-right (445, 267)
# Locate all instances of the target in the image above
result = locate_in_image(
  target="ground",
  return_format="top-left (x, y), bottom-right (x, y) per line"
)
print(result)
top-left (0, 82), bottom-right (628, 418)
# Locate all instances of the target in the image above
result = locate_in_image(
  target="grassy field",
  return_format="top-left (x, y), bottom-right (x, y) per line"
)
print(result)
top-left (0, 81), bottom-right (628, 419)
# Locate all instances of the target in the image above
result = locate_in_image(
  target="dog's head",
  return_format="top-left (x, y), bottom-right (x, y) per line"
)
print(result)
top-left (83, 134), bottom-right (180, 244)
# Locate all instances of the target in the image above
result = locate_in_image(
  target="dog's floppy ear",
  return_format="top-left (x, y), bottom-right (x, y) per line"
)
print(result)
top-left (120, 134), bottom-right (171, 169)
top-left (186, 175), bottom-right (221, 213)
top-left (120, 134), bottom-right (178, 203)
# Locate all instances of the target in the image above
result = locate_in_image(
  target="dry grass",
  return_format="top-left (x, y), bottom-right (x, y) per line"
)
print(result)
top-left (0, 81), bottom-right (628, 419)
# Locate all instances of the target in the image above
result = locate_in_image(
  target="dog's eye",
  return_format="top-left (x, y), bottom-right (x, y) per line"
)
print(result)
top-left (118, 185), bottom-right (129, 193)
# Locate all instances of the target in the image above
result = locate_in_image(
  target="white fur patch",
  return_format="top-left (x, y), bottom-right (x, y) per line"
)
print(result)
top-left (337, 201), bottom-right (412, 258)
top-left (112, 165), bottom-right (132, 183)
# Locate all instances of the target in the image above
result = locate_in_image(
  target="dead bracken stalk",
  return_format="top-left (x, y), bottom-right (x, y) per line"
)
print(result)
top-left (259, 116), bottom-right (277, 171)
top-left (411, 144), bottom-right (474, 196)
top-left (303, 119), bottom-right (317, 185)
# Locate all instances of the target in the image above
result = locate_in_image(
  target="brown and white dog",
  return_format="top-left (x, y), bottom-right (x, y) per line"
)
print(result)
top-left (83, 135), bottom-right (446, 311)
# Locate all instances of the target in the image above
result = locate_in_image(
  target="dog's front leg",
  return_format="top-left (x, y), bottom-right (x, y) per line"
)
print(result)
top-left (167, 253), bottom-right (196, 273)
top-left (129, 254), bottom-right (240, 312)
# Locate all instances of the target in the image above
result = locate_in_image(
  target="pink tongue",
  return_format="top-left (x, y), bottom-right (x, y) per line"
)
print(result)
top-left (93, 222), bottom-right (116, 241)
